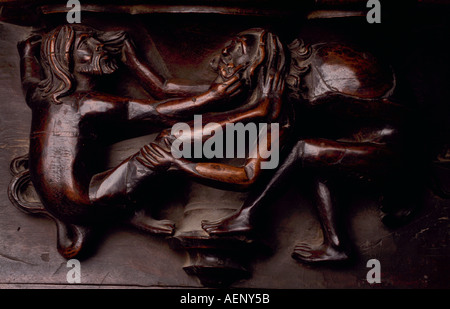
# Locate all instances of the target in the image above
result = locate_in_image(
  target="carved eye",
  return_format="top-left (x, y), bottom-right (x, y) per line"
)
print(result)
top-left (77, 43), bottom-right (93, 63)
top-left (81, 54), bottom-right (92, 62)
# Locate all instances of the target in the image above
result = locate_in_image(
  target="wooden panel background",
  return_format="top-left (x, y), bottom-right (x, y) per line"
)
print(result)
top-left (0, 3), bottom-right (449, 288)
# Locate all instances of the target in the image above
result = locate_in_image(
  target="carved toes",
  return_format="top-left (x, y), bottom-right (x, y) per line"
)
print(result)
top-left (292, 242), bottom-right (349, 263)
top-left (129, 211), bottom-right (175, 235)
top-left (201, 217), bottom-right (252, 235)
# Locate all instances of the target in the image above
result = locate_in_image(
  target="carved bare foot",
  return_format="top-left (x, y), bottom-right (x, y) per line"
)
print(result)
top-left (55, 220), bottom-right (92, 259)
top-left (292, 242), bottom-right (349, 263)
top-left (201, 210), bottom-right (252, 235)
top-left (129, 210), bottom-right (175, 235)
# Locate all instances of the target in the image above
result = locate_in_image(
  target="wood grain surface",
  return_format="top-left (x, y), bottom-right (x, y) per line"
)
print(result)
top-left (0, 7), bottom-right (449, 288)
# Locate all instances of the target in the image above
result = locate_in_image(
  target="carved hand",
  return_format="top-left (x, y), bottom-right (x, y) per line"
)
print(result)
top-left (259, 33), bottom-right (285, 99)
top-left (139, 141), bottom-right (183, 172)
top-left (120, 33), bottom-right (139, 67)
top-left (208, 75), bottom-right (243, 101)
top-left (254, 33), bottom-right (286, 120)
top-left (17, 34), bottom-right (41, 58)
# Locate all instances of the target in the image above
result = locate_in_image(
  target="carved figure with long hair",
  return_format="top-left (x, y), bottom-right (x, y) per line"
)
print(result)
top-left (12, 25), bottom-right (282, 258)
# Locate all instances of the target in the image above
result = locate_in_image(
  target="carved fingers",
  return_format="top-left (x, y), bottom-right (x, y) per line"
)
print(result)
top-left (273, 35), bottom-right (286, 94)
top-left (137, 142), bottom-right (178, 172)
top-left (247, 31), bottom-right (267, 80)
top-left (118, 33), bottom-right (138, 65)
top-left (154, 130), bottom-right (177, 152)
top-left (99, 31), bottom-right (128, 56)
top-left (18, 34), bottom-right (42, 58)
top-left (259, 33), bottom-right (286, 99)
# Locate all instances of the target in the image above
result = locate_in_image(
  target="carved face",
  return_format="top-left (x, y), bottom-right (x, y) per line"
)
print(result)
top-left (73, 33), bottom-right (118, 75)
top-left (211, 32), bottom-right (262, 82)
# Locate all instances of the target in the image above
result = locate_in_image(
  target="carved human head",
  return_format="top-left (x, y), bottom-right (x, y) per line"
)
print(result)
top-left (210, 28), bottom-right (268, 87)
top-left (39, 25), bottom-right (123, 103)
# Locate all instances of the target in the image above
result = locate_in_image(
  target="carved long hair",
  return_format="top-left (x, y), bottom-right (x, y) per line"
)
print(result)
top-left (39, 25), bottom-right (79, 104)
top-left (39, 25), bottom-right (124, 104)
top-left (236, 28), bottom-right (266, 88)
top-left (237, 29), bottom-right (287, 91)
top-left (285, 38), bottom-right (312, 101)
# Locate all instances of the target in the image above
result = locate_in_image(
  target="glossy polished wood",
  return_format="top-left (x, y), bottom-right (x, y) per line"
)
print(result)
top-left (13, 23), bottom-right (409, 264)
top-left (5, 3), bottom-right (447, 287)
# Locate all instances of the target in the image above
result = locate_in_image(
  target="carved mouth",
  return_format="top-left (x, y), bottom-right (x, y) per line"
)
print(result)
top-left (218, 62), bottom-right (245, 81)
top-left (99, 56), bottom-right (118, 74)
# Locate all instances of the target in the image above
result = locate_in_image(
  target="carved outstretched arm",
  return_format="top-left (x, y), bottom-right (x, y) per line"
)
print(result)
top-left (18, 35), bottom-right (42, 101)
top-left (137, 41), bottom-right (287, 187)
top-left (121, 37), bottom-right (210, 99)
top-left (148, 75), bottom-right (243, 118)
top-left (177, 156), bottom-right (263, 188)
top-left (83, 29), bottom-right (284, 128)
top-left (156, 91), bottom-right (281, 145)
top-left (153, 34), bottom-right (287, 142)
top-left (79, 75), bottom-right (242, 127)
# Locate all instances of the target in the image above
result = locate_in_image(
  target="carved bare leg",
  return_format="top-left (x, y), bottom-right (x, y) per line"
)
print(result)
top-left (292, 178), bottom-right (349, 263)
top-left (202, 140), bottom-right (303, 235)
top-left (203, 136), bottom-right (391, 238)
top-left (90, 146), bottom-right (174, 235)
top-left (291, 138), bottom-right (386, 263)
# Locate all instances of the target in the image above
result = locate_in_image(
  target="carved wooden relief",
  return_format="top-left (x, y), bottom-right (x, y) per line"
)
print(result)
top-left (1, 1), bottom-right (449, 289)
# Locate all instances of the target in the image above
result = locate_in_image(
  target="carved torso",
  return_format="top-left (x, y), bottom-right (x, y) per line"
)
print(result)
top-left (287, 41), bottom-right (395, 105)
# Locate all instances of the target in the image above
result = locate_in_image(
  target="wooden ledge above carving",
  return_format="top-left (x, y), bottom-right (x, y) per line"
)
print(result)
top-left (2, 0), bottom-right (448, 27)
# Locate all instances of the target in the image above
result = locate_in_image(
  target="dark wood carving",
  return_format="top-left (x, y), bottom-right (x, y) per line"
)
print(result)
top-left (7, 5), bottom-right (435, 286)
top-left (143, 32), bottom-right (414, 265)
